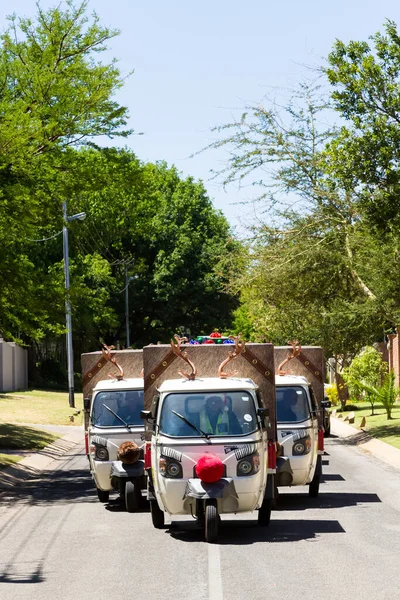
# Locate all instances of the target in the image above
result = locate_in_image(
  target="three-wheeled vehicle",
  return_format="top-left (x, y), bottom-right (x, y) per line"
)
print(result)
top-left (274, 343), bottom-right (325, 498)
top-left (81, 346), bottom-right (146, 511)
top-left (141, 336), bottom-right (277, 542)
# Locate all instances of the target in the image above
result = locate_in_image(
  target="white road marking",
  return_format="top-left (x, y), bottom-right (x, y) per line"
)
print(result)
top-left (208, 543), bottom-right (223, 600)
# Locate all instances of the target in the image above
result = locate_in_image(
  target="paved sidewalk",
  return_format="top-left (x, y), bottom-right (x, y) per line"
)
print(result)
top-left (0, 426), bottom-right (84, 491)
top-left (331, 417), bottom-right (400, 470)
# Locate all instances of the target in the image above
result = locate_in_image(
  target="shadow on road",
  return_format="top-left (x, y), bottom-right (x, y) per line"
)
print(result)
top-left (276, 491), bottom-right (381, 510)
top-left (0, 468), bottom-right (97, 506)
top-left (321, 473), bottom-right (345, 481)
top-left (166, 517), bottom-right (345, 544)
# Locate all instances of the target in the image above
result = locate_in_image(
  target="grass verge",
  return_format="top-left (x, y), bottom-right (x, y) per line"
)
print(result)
top-left (0, 423), bottom-right (59, 469)
top-left (334, 403), bottom-right (400, 450)
top-left (0, 389), bottom-right (79, 470)
top-left (0, 389), bottom-right (83, 426)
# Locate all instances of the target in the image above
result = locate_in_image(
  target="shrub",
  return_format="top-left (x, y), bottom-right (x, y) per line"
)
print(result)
top-left (325, 384), bottom-right (339, 406)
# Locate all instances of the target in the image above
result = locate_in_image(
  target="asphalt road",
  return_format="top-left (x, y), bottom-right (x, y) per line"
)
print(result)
top-left (1, 433), bottom-right (400, 600)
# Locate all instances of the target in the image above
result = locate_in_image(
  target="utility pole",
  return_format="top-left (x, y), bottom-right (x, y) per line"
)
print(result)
top-left (62, 201), bottom-right (86, 408)
top-left (125, 264), bottom-right (130, 348)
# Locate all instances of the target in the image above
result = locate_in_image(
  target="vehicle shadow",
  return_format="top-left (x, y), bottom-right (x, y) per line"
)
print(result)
top-left (105, 497), bottom-right (149, 513)
top-left (166, 517), bottom-right (345, 544)
top-left (276, 491), bottom-right (381, 510)
top-left (321, 473), bottom-right (345, 481)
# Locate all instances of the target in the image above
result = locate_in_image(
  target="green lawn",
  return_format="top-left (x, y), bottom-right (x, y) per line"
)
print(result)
top-left (0, 389), bottom-right (83, 426)
top-left (0, 389), bottom-right (81, 470)
top-left (0, 424), bottom-right (59, 469)
top-left (0, 453), bottom-right (24, 469)
top-left (334, 402), bottom-right (400, 450)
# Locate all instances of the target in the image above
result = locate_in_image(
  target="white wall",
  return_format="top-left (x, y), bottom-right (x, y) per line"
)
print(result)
top-left (0, 339), bottom-right (28, 391)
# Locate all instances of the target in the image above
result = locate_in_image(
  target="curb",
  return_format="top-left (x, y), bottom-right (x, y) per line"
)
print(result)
top-left (0, 429), bottom-right (83, 491)
top-left (331, 417), bottom-right (400, 471)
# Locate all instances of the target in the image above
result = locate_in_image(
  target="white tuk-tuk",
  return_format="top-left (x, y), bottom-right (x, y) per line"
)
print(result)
top-left (82, 346), bottom-right (145, 511)
top-left (274, 343), bottom-right (325, 498)
top-left (142, 337), bottom-right (277, 543)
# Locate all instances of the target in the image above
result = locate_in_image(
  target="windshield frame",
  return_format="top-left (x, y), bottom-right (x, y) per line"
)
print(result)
top-left (158, 389), bottom-right (260, 439)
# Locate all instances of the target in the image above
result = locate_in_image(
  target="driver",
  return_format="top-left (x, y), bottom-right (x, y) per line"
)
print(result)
top-left (116, 393), bottom-right (133, 423)
top-left (199, 396), bottom-right (242, 435)
top-left (277, 389), bottom-right (298, 422)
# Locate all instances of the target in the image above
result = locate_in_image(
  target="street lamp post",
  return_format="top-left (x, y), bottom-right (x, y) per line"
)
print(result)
top-left (62, 201), bottom-right (86, 408)
top-left (125, 265), bottom-right (137, 348)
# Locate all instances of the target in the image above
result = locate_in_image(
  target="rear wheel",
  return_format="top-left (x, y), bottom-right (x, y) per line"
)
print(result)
top-left (125, 480), bottom-right (141, 513)
top-left (258, 497), bottom-right (272, 526)
top-left (150, 499), bottom-right (165, 529)
top-left (205, 500), bottom-right (219, 543)
top-left (96, 487), bottom-right (109, 503)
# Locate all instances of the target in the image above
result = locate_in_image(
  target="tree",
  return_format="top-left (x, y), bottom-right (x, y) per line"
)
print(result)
top-left (358, 370), bottom-right (399, 420)
top-left (325, 20), bottom-right (400, 232)
top-left (206, 82), bottom-right (390, 405)
top-left (0, 0), bottom-right (132, 341)
top-left (342, 346), bottom-right (388, 414)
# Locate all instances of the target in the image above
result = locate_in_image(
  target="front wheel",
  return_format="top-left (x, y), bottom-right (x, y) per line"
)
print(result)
top-left (258, 497), bottom-right (272, 526)
top-left (309, 474), bottom-right (320, 498)
top-left (150, 499), bottom-right (165, 529)
top-left (125, 480), bottom-right (141, 513)
top-left (96, 487), bottom-right (109, 503)
top-left (205, 501), bottom-right (219, 543)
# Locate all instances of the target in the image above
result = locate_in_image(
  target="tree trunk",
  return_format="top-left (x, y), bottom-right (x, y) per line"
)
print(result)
top-left (335, 371), bottom-right (349, 411)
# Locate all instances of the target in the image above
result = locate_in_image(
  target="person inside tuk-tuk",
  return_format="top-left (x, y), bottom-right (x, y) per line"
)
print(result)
top-left (198, 395), bottom-right (242, 435)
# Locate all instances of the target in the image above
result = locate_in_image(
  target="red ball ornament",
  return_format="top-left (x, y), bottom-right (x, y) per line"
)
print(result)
top-left (195, 454), bottom-right (224, 483)
top-left (210, 331), bottom-right (222, 338)
top-left (204, 339), bottom-right (215, 344)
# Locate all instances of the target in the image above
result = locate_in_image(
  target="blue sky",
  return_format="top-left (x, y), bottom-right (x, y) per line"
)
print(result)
top-left (1, 0), bottom-right (399, 234)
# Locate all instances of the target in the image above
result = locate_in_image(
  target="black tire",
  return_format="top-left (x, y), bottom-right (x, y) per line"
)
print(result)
top-left (309, 474), bottom-right (320, 498)
top-left (258, 497), bottom-right (272, 526)
top-left (96, 487), bottom-right (109, 503)
top-left (150, 499), bottom-right (165, 529)
top-left (125, 480), bottom-right (140, 513)
top-left (205, 501), bottom-right (219, 543)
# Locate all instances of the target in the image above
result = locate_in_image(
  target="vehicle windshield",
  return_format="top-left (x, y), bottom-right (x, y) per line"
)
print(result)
top-left (159, 391), bottom-right (258, 437)
top-left (276, 386), bottom-right (311, 423)
top-left (91, 390), bottom-right (144, 427)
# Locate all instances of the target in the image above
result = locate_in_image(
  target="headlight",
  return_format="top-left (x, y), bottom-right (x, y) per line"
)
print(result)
top-left (95, 445), bottom-right (109, 461)
top-left (237, 452), bottom-right (260, 476)
top-left (292, 436), bottom-right (311, 456)
top-left (159, 456), bottom-right (183, 478)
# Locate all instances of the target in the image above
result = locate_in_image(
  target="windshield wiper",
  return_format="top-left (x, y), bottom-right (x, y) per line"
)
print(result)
top-left (102, 403), bottom-right (131, 430)
top-left (171, 410), bottom-right (211, 443)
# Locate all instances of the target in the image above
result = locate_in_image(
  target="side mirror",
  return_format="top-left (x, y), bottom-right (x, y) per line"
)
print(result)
top-left (321, 399), bottom-right (331, 409)
top-left (140, 410), bottom-right (153, 421)
top-left (141, 409), bottom-right (156, 434)
top-left (83, 397), bottom-right (90, 411)
top-left (257, 407), bottom-right (269, 429)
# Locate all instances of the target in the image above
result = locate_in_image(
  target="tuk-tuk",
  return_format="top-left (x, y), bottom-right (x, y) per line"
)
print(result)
top-left (274, 343), bottom-right (325, 498)
top-left (142, 336), bottom-right (277, 543)
top-left (82, 346), bottom-right (145, 511)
